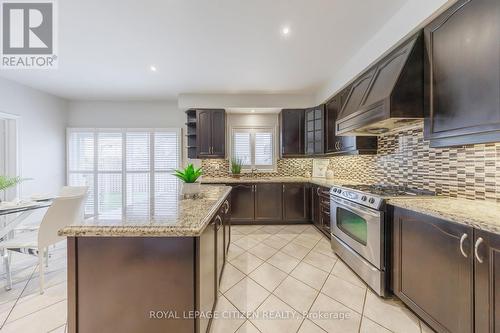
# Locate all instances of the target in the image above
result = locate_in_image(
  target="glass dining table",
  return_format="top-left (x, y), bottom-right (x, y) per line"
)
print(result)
top-left (0, 201), bottom-right (52, 241)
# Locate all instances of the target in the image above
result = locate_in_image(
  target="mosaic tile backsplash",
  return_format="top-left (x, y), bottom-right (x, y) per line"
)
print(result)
top-left (202, 122), bottom-right (500, 202)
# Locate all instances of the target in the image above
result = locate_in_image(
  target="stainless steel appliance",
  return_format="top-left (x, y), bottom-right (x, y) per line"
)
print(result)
top-left (330, 184), bottom-right (434, 297)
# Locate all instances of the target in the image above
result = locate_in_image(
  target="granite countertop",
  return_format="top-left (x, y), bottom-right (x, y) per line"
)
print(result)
top-left (388, 197), bottom-right (500, 235)
top-left (201, 176), bottom-right (364, 187)
top-left (58, 185), bottom-right (231, 237)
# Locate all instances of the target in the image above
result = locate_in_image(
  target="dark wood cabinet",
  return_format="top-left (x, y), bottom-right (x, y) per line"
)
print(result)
top-left (474, 229), bottom-right (500, 333)
top-left (424, 0), bottom-right (500, 147)
top-left (280, 109), bottom-right (305, 157)
top-left (230, 184), bottom-right (254, 222)
top-left (324, 89), bottom-right (377, 156)
top-left (283, 183), bottom-right (310, 222)
top-left (255, 183), bottom-right (283, 222)
top-left (305, 105), bottom-right (324, 155)
top-left (312, 185), bottom-right (331, 237)
top-left (392, 207), bottom-right (474, 333)
top-left (311, 185), bottom-right (321, 229)
top-left (228, 182), bottom-right (311, 224)
top-left (196, 109), bottom-right (225, 158)
top-left (221, 196), bottom-right (231, 256)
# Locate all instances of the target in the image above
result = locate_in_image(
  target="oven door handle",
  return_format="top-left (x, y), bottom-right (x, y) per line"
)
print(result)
top-left (330, 197), bottom-right (381, 219)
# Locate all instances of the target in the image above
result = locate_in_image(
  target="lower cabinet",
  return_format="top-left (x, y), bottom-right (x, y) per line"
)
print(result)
top-left (198, 216), bottom-right (217, 333)
top-left (392, 206), bottom-right (500, 333)
top-left (222, 196), bottom-right (231, 255)
top-left (255, 183), bottom-right (283, 221)
top-left (312, 185), bottom-right (321, 229)
top-left (230, 182), bottom-right (310, 224)
top-left (231, 184), bottom-right (254, 222)
top-left (311, 185), bottom-right (331, 237)
top-left (474, 229), bottom-right (500, 333)
top-left (283, 183), bottom-right (311, 222)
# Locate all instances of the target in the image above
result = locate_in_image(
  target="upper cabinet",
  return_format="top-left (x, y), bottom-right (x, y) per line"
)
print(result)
top-left (280, 109), bottom-right (305, 158)
top-left (305, 105), bottom-right (325, 155)
top-left (186, 109), bottom-right (225, 159)
top-left (325, 87), bottom-right (378, 155)
top-left (424, 0), bottom-right (500, 147)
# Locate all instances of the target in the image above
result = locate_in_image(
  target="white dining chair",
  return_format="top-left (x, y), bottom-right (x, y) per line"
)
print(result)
top-left (0, 187), bottom-right (87, 293)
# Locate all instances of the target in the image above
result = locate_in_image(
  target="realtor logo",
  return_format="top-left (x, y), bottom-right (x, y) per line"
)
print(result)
top-left (1, 0), bottom-right (57, 69)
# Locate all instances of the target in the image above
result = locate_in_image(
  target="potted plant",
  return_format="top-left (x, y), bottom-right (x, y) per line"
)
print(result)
top-left (0, 176), bottom-right (28, 203)
top-left (173, 164), bottom-right (203, 198)
top-left (231, 157), bottom-right (244, 177)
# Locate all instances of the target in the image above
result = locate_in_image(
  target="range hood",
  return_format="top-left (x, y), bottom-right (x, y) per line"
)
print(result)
top-left (336, 33), bottom-right (423, 136)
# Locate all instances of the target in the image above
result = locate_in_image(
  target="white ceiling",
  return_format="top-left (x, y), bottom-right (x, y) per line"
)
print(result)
top-left (0, 0), bottom-right (408, 101)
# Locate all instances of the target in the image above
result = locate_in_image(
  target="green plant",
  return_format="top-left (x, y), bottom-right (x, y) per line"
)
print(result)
top-left (231, 157), bottom-right (244, 174)
top-left (0, 176), bottom-right (28, 191)
top-left (173, 164), bottom-right (202, 183)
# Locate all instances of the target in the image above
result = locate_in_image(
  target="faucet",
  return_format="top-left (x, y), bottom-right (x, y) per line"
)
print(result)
top-left (251, 168), bottom-right (258, 177)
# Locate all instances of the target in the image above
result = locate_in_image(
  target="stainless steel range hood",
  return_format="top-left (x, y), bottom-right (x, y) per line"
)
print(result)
top-left (336, 33), bottom-right (424, 136)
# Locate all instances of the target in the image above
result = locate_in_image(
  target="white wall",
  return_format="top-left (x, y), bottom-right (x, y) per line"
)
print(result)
top-left (0, 77), bottom-right (68, 198)
top-left (316, 0), bottom-right (456, 103)
top-left (67, 100), bottom-right (187, 163)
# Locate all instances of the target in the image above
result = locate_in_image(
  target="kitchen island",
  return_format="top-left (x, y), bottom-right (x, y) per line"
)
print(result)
top-left (59, 185), bottom-right (232, 333)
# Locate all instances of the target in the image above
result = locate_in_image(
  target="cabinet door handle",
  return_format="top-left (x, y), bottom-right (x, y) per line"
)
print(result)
top-left (224, 200), bottom-right (229, 213)
top-left (215, 215), bottom-right (222, 230)
top-left (474, 237), bottom-right (484, 263)
top-left (317, 187), bottom-right (321, 195)
top-left (459, 233), bottom-right (468, 258)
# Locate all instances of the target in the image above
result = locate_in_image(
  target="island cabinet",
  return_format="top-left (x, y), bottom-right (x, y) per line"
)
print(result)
top-left (391, 206), bottom-right (500, 333)
top-left (474, 229), bottom-right (500, 333)
top-left (230, 182), bottom-right (310, 224)
top-left (424, 0), bottom-right (500, 147)
top-left (65, 188), bottom-right (231, 333)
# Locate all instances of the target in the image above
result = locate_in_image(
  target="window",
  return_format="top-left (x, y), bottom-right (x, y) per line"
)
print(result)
top-left (0, 113), bottom-right (19, 201)
top-left (232, 128), bottom-right (275, 171)
top-left (67, 128), bottom-right (181, 219)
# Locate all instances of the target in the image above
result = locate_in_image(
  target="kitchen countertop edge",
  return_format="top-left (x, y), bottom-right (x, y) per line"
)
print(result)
top-left (58, 186), bottom-right (232, 238)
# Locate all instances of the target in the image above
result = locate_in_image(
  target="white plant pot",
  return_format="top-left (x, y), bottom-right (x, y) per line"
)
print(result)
top-left (181, 182), bottom-right (201, 197)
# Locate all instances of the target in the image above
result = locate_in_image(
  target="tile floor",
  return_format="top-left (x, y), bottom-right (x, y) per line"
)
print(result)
top-left (0, 242), bottom-right (67, 333)
top-left (214, 224), bottom-right (435, 333)
top-left (0, 224), bottom-right (435, 333)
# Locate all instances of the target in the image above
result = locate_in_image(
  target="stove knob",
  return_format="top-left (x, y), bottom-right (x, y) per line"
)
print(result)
top-left (361, 196), bottom-right (367, 201)
top-left (368, 198), bottom-right (375, 204)
top-left (337, 189), bottom-right (342, 194)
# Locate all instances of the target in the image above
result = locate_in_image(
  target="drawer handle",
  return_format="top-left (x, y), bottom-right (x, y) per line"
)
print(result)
top-left (474, 237), bottom-right (484, 263)
top-left (459, 233), bottom-right (468, 258)
top-left (223, 200), bottom-right (229, 213)
top-left (215, 215), bottom-right (222, 230)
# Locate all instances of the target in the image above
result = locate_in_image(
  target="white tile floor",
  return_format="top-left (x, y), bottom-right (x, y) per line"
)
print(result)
top-left (0, 224), bottom-right (435, 333)
top-left (0, 242), bottom-right (67, 333)
top-left (214, 224), bottom-right (435, 333)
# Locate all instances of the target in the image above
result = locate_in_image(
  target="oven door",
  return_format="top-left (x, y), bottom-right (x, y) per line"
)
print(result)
top-left (330, 196), bottom-right (384, 269)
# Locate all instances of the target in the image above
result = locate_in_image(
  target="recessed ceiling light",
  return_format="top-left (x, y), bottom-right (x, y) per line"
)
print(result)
top-left (251, 109), bottom-right (255, 113)
top-left (281, 26), bottom-right (290, 36)
top-left (150, 65), bottom-right (157, 72)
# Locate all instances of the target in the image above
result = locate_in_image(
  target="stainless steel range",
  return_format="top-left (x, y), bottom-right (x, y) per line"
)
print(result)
top-left (329, 184), bottom-right (434, 297)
